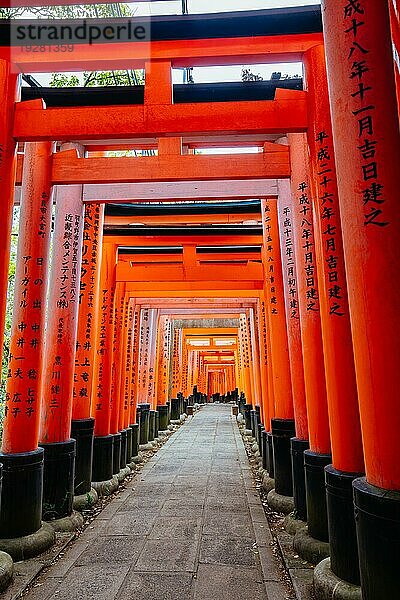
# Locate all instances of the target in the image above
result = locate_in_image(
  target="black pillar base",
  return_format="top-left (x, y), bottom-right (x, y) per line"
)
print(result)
top-left (154, 411), bottom-right (159, 438)
top-left (254, 410), bottom-right (261, 444)
top-left (120, 429), bottom-right (128, 469)
top-left (304, 450), bottom-right (331, 542)
top-left (353, 477), bottom-right (400, 599)
top-left (326, 465), bottom-right (363, 586)
top-left (291, 438), bottom-right (309, 522)
top-left (71, 418), bottom-right (94, 496)
top-left (130, 424), bottom-right (139, 458)
top-left (170, 398), bottom-right (180, 421)
top-left (126, 426), bottom-right (133, 463)
top-left (262, 430), bottom-right (269, 471)
top-left (158, 405), bottom-right (169, 431)
top-left (239, 395), bottom-right (246, 417)
top-left (257, 423), bottom-right (265, 454)
top-left (149, 411), bottom-right (156, 442)
top-left (0, 449), bottom-right (43, 538)
top-left (92, 435), bottom-right (114, 482)
top-left (271, 418), bottom-right (295, 497)
top-left (244, 404), bottom-right (252, 431)
top-left (139, 404), bottom-right (150, 444)
top-left (255, 406), bottom-right (261, 433)
top-left (250, 409), bottom-right (257, 437)
top-left (112, 433), bottom-right (121, 475)
top-left (267, 431), bottom-right (274, 478)
top-left (40, 439), bottom-right (75, 521)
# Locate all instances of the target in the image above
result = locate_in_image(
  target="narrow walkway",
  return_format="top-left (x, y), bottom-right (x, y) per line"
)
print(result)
top-left (25, 406), bottom-right (293, 600)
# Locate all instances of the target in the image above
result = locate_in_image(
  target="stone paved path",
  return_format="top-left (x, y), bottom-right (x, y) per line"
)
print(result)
top-left (25, 405), bottom-right (293, 600)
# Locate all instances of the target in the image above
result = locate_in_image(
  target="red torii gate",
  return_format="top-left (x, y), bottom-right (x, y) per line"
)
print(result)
top-left (0, 4), bottom-right (397, 599)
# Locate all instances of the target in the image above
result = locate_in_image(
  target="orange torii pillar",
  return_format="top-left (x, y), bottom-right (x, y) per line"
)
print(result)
top-left (235, 341), bottom-right (244, 405)
top-left (196, 355), bottom-right (204, 398)
top-left (72, 202), bottom-right (104, 506)
top-left (39, 153), bottom-right (85, 525)
top-left (129, 304), bottom-right (141, 459)
top-left (181, 332), bottom-right (189, 402)
top-left (0, 61), bottom-right (19, 375)
top-left (170, 327), bottom-right (182, 402)
top-left (187, 349), bottom-right (195, 396)
top-left (136, 308), bottom-right (153, 446)
top-left (114, 285), bottom-right (132, 473)
top-left (304, 44), bottom-right (365, 588)
top-left (155, 315), bottom-right (172, 431)
top-left (199, 354), bottom-right (207, 399)
top-left (244, 314), bottom-right (256, 408)
top-left (0, 142), bottom-right (55, 555)
top-left (261, 198), bottom-right (295, 501)
top-left (277, 179), bottom-right (309, 522)
top-left (288, 133), bottom-right (331, 544)
top-left (236, 321), bottom-right (244, 403)
top-left (146, 309), bottom-right (159, 442)
top-left (91, 242), bottom-right (117, 486)
top-left (257, 293), bottom-right (275, 476)
top-left (109, 281), bottom-right (125, 476)
top-left (258, 294), bottom-right (276, 447)
top-left (122, 299), bottom-right (135, 461)
top-left (190, 349), bottom-right (199, 398)
top-left (194, 350), bottom-right (201, 392)
top-left (238, 313), bottom-right (253, 426)
top-left (256, 299), bottom-right (271, 430)
top-left (136, 307), bottom-right (150, 444)
top-left (247, 307), bottom-right (263, 447)
top-left (248, 307), bottom-right (264, 424)
top-left (190, 349), bottom-right (201, 402)
top-left (121, 296), bottom-right (135, 462)
top-left (321, 2), bottom-right (400, 595)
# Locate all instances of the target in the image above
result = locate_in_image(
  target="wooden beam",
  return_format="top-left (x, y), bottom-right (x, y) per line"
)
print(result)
top-left (106, 235), bottom-right (263, 246)
top-left (84, 134), bottom-right (283, 151)
top-left (1, 34), bottom-right (322, 73)
top-left (82, 179), bottom-right (279, 203)
top-left (139, 298), bottom-right (256, 307)
top-left (50, 149), bottom-right (290, 184)
top-left (14, 91), bottom-right (307, 142)
top-left (116, 263), bottom-right (263, 282)
top-left (123, 281), bottom-right (263, 291)
top-left (120, 251), bottom-right (261, 263)
top-left (105, 214), bottom-right (261, 226)
top-left (16, 145), bottom-right (286, 184)
top-left (185, 328), bottom-right (237, 335)
top-left (14, 178), bottom-right (278, 204)
top-left (162, 311), bottom-right (243, 317)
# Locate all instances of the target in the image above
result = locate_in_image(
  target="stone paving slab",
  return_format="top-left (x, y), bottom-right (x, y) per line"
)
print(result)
top-left (20, 405), bottom-right (295, 600)
top-left (0, 533), bottom-right (73, 600)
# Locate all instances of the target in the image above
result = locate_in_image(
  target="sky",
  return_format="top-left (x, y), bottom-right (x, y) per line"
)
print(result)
top-left (31, 0), bottom-right (319, 86)
top-left (131, 0), bottom-right (320, 15)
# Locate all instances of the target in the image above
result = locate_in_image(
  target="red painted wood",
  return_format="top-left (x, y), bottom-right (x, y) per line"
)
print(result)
top-left (288, 133), bottom-right (331, 455)
top-left (40, 181), bottom-right (85, 444)
top-left (304, 44), bottom-right (363, 473)
top-left (322, 0), bottom-right (400, 489)
top-left (73, 203), bottom-right (105, 421)
top-left (2, 142), bottom-right (53, 454)
top-left (261, 198), bottom-right (294, 421)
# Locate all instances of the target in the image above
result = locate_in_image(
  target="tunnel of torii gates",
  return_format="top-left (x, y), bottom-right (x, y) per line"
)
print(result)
top-left (0, 2), bottom-right (398, 599)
